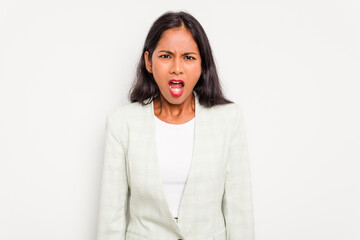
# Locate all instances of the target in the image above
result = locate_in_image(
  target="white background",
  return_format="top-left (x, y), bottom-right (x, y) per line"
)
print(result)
top-left (0, 0), bottom-right (359, 239)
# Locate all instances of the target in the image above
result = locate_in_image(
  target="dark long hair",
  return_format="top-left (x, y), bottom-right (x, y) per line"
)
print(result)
top-left (128, 10), bottom-right (233, 108)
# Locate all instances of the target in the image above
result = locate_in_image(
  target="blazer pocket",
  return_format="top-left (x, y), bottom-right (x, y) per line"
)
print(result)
top-left (212, 227), bottom-right (226, 240)
top-left (125, 229), bottom-right (147, 239)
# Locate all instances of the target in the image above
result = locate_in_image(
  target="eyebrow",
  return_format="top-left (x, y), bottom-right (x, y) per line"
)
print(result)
top-left (158, 50), bottom-right (198, 55)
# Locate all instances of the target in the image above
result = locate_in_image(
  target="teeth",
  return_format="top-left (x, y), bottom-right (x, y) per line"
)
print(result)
top-left (169, 85), bottom-right (183, 89)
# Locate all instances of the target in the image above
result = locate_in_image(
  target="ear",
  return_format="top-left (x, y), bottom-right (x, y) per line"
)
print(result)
top-left (144, 51), bottom-right (152, 74)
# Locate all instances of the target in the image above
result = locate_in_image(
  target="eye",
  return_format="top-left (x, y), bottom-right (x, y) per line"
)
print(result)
top-left (159, 54), bottom-right (171, 58)
top-left (185, 56), bottom-right (196, 60)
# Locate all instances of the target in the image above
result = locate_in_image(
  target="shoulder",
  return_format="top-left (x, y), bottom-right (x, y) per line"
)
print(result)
top-left (105, 101), bottom-right (147, 132)
top-left (205, 102), bottom-right (242, 124)
top-left (214, 102), bottom-right (238, 115)
top-left (107, 101), bottom-right (145, 120)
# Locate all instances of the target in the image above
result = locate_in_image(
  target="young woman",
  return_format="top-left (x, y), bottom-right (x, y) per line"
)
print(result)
top-left (96, 11), bottom-right (255, 240)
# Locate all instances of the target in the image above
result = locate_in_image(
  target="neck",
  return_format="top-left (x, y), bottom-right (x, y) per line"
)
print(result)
top-left (153, 93), bottom-right (195, 123)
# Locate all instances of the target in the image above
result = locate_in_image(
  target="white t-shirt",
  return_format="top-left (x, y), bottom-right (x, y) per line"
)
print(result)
top-left (154, 114), bottom-right (195, 218)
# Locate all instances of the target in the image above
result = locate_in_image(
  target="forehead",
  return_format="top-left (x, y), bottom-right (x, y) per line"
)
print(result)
top-left (155, 27), bottom-right (199, 52)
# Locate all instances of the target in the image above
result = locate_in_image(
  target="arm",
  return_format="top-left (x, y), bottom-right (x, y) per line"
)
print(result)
top-left (96, 114), bottom-right (129, 240)
top-left (222, 104), bottom-right (255, 239)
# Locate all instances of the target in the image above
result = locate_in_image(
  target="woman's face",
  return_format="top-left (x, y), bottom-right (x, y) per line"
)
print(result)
top-left (144, 26), bottom-right (202, 104)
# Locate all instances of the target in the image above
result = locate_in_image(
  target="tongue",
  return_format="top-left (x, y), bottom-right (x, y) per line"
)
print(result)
top-left (170, 83), bottom-right (182, 88)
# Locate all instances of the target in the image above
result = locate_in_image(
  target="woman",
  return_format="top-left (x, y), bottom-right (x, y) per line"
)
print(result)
top-left (96, 11), bottom-right (255, 240)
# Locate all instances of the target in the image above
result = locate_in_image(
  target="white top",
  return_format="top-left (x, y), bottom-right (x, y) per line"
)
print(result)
top-left (154, 114), bottom-right (195, 218)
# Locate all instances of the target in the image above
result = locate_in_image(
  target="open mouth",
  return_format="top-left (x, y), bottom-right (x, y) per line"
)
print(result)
top-left (168, 80), bottom-right (184, 89)
top-left (168, 79), bottom-right (185, 97)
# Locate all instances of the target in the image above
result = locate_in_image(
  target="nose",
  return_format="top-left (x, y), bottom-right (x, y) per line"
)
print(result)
top-left (170, 56), bottom-right (184, 74)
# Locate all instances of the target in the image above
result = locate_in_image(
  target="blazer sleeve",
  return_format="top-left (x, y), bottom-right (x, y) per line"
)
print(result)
top-left (96, 113), bottom-right (129, 240)
top-left (222, 104), bottom-right (255, 240)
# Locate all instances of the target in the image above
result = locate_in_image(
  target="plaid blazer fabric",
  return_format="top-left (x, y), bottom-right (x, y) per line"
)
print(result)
top-left (96, 91), bottom-right (255, 240)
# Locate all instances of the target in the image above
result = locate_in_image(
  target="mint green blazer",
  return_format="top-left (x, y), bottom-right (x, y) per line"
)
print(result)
top-left (96, 91), bottom-right (255, 240)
